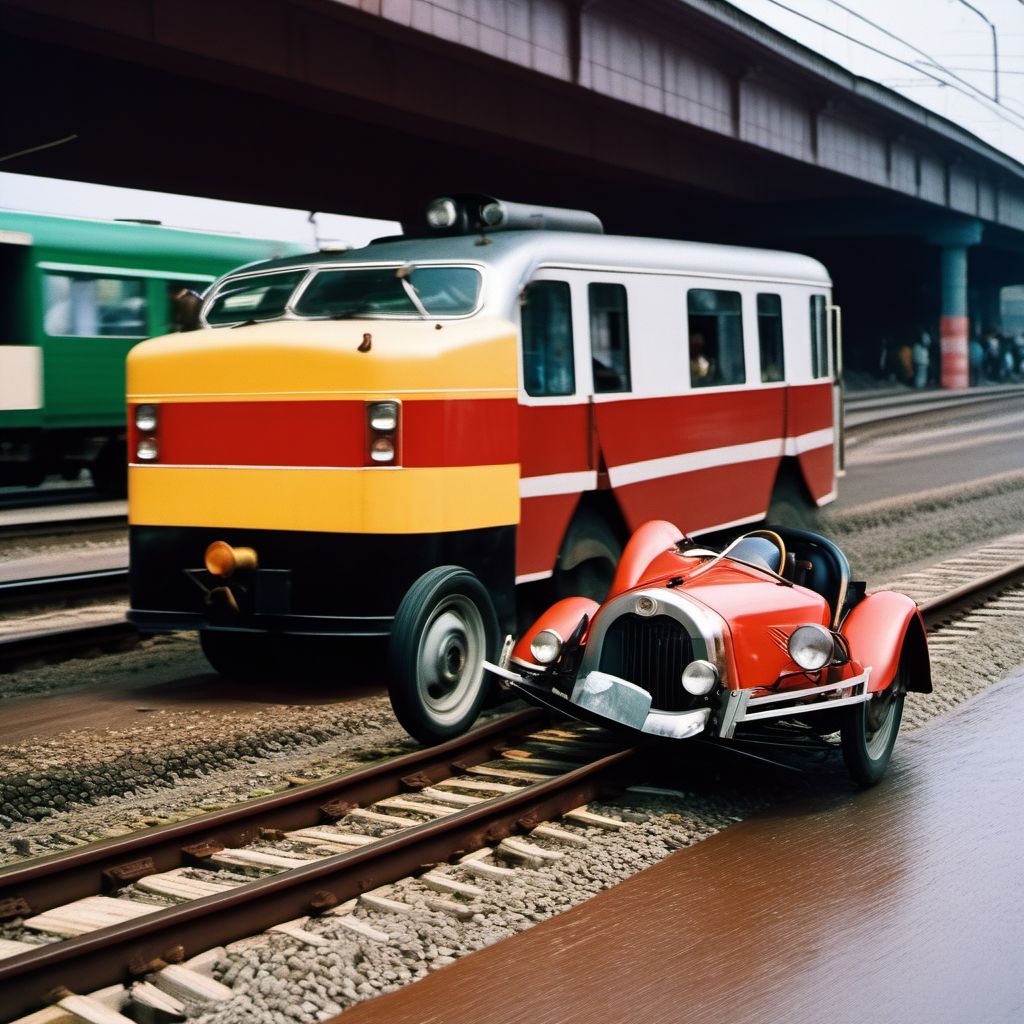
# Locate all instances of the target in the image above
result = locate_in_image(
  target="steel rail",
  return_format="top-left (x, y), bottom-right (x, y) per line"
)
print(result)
top-left (918, 557), bottom-right (1024, 622)
top-left (0, 569), bottom-right (129, 609)
top-left (0, 713), bottom-right (635, 1018)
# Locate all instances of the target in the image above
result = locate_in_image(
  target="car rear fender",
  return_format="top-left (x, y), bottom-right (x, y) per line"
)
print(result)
top-left (608, 520), bottom-right (684, 598)
top-left (511, 596), bottom-right (599, 670)
top-left (840, 591), bottom-right (932, 694)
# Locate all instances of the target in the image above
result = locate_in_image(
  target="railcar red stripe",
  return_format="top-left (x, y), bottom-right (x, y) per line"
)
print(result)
top-left (132, 399), bottom-right (518, 468)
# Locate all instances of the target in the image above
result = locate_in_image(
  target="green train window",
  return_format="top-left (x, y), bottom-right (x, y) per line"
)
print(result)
top-left (43, 272), bottom-right (147, 338)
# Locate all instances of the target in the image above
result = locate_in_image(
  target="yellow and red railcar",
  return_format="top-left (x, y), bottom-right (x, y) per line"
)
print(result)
top-left (127, 195), bottom-right (841, 742)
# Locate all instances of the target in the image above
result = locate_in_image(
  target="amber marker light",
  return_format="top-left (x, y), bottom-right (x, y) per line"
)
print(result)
top-left (204, 541), bottom-right (258, 578)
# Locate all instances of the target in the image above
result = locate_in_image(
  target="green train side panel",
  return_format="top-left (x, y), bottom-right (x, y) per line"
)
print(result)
top-left (0, 210), bottom-right (307, 430)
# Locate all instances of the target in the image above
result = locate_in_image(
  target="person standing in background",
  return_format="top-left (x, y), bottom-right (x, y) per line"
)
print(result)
top-left (912, 329), bottom-right (931, 389)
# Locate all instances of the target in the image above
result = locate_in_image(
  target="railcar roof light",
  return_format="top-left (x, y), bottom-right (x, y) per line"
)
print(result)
top-left (426, 197), bottom-right (458, 230)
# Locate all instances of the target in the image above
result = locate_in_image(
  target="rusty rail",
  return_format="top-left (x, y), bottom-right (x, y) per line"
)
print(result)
top-left (0, 708), bottom-right (639, 1018)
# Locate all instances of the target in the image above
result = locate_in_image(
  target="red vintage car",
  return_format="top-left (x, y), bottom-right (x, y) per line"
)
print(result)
top-left (481, 520), bottom-right (932, 785)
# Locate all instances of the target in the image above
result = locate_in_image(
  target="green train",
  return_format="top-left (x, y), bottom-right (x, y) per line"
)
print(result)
top-left (0, 211), bottom-right (304, 494)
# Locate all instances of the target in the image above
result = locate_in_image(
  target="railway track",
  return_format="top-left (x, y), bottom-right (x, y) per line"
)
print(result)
top-left (3, 538), bottom-right (1024, 1021)
top-left (0, 571), bottom-right (134, 672)
top-left (0, 709), bottom-right (640, 1020)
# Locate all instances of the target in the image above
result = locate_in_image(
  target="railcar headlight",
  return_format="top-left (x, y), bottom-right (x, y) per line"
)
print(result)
top-left (136, 437), bottom-right (158, 461)
top-left (681, 659), bottom-right (719, 696)
top-left (530, 629), bottom-right (563, 665)
top-left (788, 624), bottom-right (835, 671)
top-left (134, 404), bottom-right (158, 432)
top-left (370, 437), bottom-right (395, 463)
top-left (426, 197), bottom-right (458, 230)
top-left (368, 402), bottom-right (398, 432)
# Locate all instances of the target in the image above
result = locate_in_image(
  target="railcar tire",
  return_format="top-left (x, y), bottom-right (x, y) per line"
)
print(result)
top-left (840, 656), bottom-right (906, 786)
top-left (554, 509), bottom-right (621, 603)
top-left (200, 630), bottom-right (276, 681)
top-left (388, 566), bottom-right (498, 745)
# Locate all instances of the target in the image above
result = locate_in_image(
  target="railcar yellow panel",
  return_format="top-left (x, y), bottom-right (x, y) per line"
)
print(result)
top-left (129, 464), bottom-right (520, 533)
top-left (127, 318), bottom-right (518, 402)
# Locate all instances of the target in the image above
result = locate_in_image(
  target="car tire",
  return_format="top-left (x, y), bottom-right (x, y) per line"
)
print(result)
top-left (387, 566), bottom-right (498, 745)
top-left (200, 630), bottom-right (276, 681)
top-left (840, 658), bottom-right (906, 786)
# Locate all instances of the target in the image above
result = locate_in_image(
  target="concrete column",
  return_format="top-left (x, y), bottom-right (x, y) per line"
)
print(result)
top-left (928, 219), bottom-right (983, 390)
top-left (939, 245), bottom-right (969, 389)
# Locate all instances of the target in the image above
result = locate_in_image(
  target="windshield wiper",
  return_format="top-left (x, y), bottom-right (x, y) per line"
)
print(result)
top-left (396, 264), bottom-right (430, 319)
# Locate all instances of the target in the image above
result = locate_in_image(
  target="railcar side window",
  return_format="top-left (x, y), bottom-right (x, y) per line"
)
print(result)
top-left (588, 283), bottom-right (631, 393)
top-left (757, 294), bottom-right (785, 383)
top-left (521, 280), bottom-right (575, 397)
top-left (810, 294), bottom-right (829, 378)
top-left (687, 289), bottom-right (744, 387)
top-left (43, 273), bottom-right (147, 338)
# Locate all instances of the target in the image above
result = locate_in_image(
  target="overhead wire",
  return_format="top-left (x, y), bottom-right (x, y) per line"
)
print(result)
top-left (753, 0), bottom-right (1024, 133)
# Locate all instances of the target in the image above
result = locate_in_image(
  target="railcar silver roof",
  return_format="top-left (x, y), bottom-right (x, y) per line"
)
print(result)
top-left (228, 230), bottom-right (832, 288)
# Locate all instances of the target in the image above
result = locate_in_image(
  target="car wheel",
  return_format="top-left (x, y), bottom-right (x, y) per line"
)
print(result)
top-left (840, 658), bottom-right (906, 786)
top-left (200, 630), bottom-right (276, 680)
top-left (388, 566), bottom-right (498, 745)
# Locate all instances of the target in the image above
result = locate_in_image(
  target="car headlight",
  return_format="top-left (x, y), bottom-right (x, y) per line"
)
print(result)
top-left (681, 659), bottom-right (719, 696)
top-left (530, 629), bottom-right (563, 665)
top-left (788, 624), bottom-right (835, 671)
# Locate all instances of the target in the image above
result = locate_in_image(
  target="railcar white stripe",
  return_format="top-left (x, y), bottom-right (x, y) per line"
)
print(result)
top-left (519, 470), bottom-right (598, 498)
top-left (783, 428), bottom-right (835, 456)
top-left (515, 569), bottom-right (555, 585)
top-left (608, 429), bottom-right (833, 489)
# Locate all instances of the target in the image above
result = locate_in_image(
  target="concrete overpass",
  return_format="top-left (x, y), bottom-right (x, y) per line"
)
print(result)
top-left (3, 0), bottom-right (1024, 382)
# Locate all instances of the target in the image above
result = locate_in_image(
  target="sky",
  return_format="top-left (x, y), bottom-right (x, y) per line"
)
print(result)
top-left (729, 0), bottom-right (1024, 164)
top-left (2, 1), bottom-right (1023, 238)
top-left (0, 171), bottom-right (399, 249)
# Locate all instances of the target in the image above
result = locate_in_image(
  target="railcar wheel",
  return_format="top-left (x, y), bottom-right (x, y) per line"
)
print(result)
top-left (555, 509), bottom-right (621, 603)
top-left (388, 566), bottom-right (498, 745)
top-left (200, 630), bottom-right (275, 680)
top-left (840, 658), bottom-right (906, 786)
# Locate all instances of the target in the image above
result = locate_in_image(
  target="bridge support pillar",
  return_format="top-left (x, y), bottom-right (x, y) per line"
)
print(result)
top-left (939, 245), bottom-right (969, 389)
top-left (929, 220), bottom-right (983, 390)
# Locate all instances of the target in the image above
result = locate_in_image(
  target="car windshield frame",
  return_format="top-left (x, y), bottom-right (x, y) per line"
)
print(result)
top-left (202, 261), bottom-right (486, 327)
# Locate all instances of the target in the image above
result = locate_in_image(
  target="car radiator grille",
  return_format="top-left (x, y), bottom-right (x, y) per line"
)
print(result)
top-left (597, 613), bottom-right (698, 713)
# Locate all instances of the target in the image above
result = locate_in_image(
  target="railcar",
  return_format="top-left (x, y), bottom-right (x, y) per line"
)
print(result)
top-left (126, 195), bottom-right (843, 741)
top-left (0, 211), bottom-right (302, 494)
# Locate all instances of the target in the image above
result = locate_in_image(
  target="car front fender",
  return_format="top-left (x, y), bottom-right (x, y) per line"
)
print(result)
top-left (840, 591), bottom-right (932, 694)
top-left (511, 596), bottom-right (599, 670)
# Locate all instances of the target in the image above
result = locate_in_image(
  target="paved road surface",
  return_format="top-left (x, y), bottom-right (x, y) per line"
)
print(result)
top-left (342, 670), bottom-right (1024, 1024)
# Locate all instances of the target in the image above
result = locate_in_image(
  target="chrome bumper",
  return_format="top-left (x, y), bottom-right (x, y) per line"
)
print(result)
top-left (484, 662), bottom-right (710, 740)
top-left (716, 669), bottom-right (872, 740)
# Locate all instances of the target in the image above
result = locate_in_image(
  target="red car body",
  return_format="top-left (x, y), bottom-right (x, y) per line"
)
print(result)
top-left (488, 520), bottom-right (931, 784)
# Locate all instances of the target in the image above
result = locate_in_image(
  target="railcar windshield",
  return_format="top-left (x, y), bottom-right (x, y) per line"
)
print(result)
top-left (205, 270), bottom-right (307, 325)
top-left (294, 265), bottom-right (481, 319)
